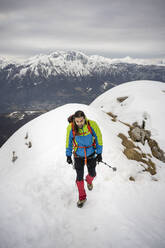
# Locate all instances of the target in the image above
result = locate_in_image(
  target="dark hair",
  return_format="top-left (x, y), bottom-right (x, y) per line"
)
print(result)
top-left (74, 110), bottom-right (85, 118)
top-left (67, 111), bottom-right (85, 123)
top-left (73, 110), bottom-right (86, 134)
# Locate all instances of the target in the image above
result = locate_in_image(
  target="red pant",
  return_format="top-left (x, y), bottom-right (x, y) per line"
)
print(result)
top-left (75, 154), bottom-right (96, 200)
top-left (76, 180), bottom-right (86, 200)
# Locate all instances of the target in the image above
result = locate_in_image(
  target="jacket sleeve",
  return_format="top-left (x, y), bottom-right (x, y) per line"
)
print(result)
top-left (90, 120), bottom-right (103, 154)
top-left (66, 124), bottom-right (73, 156)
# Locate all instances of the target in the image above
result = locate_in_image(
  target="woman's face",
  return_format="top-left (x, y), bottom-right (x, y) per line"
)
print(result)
top-left (75, 117), bottom-right (85, 129)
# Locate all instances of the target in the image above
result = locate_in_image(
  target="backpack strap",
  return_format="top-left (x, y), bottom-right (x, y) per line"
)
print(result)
top-left (87, 120), bottom-right (96, 149)
top-left (87, 120), bottom-right (93, 135)
top-left (71, 122), bottom-right (76, 138)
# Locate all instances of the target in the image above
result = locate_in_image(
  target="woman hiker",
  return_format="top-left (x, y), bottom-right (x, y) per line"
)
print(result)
top-left (66, 110), bottom-right (103, 207)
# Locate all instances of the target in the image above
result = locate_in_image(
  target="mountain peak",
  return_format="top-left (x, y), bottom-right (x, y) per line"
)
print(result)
top-left (1, 51), bottom-right (165, 68)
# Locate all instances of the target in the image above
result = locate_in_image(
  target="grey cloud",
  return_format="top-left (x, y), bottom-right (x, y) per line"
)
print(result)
top-left (0, 0), bottom-right (165, 59)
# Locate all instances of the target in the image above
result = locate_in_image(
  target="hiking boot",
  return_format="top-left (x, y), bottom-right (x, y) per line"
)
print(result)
top-left (87, 182), bottom-right (93, 191)
top-left (77, 199), bottom-right (87, 208)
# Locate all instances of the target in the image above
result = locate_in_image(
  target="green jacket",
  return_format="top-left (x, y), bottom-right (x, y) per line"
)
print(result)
top-left (66, 119), bottom-right (103, 157)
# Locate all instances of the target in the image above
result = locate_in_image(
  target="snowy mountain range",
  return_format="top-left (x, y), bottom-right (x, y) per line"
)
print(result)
top-left (0, 80), bottom-right (165, 248)
top-left (0, 51), bottom-right (165, 112)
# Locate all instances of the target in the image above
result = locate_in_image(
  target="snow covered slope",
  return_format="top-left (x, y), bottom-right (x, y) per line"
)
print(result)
top-left (91, 80), bottom-right (165, 150)
top-left (0, 80), bottom-right (165, 248)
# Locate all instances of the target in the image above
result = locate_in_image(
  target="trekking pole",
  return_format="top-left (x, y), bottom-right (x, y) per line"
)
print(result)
top-left (100, 161), bottom-right (117, 171)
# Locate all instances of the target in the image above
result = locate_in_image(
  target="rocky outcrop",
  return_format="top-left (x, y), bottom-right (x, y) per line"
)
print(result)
top-left (148, 139), bottom-right (165, 162)
top-left (118, 133), bottom-right (156, 175)
top-left (128, 121), bottom-right (165, 162)
top-left (107, 111), bottom-right (165, 179)
top-left (128, 121), bottom-right (151, 145)
top-left (117, 96), bottom-right (128, 103)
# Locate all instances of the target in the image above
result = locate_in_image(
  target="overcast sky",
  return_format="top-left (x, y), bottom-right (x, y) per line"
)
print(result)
top-left (0, 0), bottom-right (165, 60)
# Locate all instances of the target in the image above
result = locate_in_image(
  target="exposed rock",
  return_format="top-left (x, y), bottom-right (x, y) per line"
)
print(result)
top-left (129, 176), bottom-right (135, 181)
top-left (107, 112), bottom-right (117, 122)
top-left (124, 148), bottom-right (143, 161)
top-left (12, 151), bottom-right (18, 163)
top-left (25, 132), bottom-right (28, 139)
top-left (119, 120), bottom-right (132, 128)
top-left (108, 114), bottom-right (165, 177)
top-left (117, 96), bottom-right (128, 103)
top-left (118, 133), bottom-right (157, 175)
top-left (129, 127), bottom-right (151, 145)
top-left (25, 141), bottom-right (32, 148)
top-left (148, 139), bottom-right (165, 162)
top-left (132, 122), bottom-right (140, 128)
top-left (118, 133), bottom-right (136, 149)
top-left (144, 159), bottom-right (156, 175)
top-left (129, 121), bottom-right (151, 145)
top-left (128, 122), bottom-right (165, 163)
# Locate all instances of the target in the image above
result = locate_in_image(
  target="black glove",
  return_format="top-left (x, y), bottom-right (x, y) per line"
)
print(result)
top-left (96, 153), bottom-right (102, 162)
top-left (67, 156), bottom-right (72, 164)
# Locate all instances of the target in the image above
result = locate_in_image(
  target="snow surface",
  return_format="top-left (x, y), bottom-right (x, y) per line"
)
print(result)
top-left (0, 80), bottom-right (165, 248)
